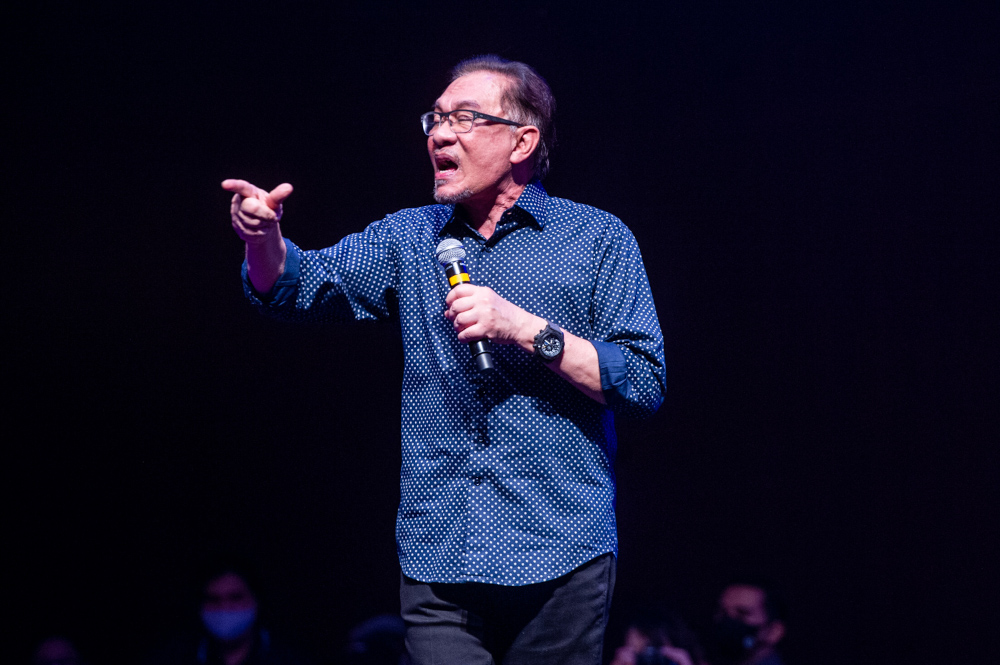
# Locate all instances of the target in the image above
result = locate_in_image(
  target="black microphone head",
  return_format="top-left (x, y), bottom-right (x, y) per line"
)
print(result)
top-left (435, 238), bottom-right (466, 265)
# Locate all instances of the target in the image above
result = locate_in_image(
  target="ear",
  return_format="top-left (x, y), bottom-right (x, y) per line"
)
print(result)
top-left (509, 125), bottom-right (541, 166)
top-left (760, 620), bottom-right (785, 646)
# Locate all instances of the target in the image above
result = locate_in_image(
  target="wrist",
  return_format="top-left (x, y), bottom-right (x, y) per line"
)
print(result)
top-left (242, 222), bottom-right (284, 247)
top-left (532, 320), bottom-right (566, 363)
top-left (518, 313), bottom-right (547, 353)
top-left (246, 232), bottom-right (287, 293)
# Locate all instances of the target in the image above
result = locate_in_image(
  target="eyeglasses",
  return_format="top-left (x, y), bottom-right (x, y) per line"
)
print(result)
top-left (420, 109), bottom-right (524, 135)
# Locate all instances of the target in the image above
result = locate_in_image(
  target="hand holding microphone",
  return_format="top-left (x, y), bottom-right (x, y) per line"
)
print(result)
top-left (437, 238), bottom-right (554, 377)
top-left (436, 238), bottom-right (495, 375)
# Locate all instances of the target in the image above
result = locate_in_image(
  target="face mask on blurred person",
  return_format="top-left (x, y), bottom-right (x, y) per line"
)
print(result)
top-left (707, 616), bottom-right (760, 663)
top-left (201, 607), bottom-right (257, 641)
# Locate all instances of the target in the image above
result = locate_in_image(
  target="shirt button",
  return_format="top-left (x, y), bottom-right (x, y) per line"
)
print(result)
top-left (472, 476), bottom-right (482, 485)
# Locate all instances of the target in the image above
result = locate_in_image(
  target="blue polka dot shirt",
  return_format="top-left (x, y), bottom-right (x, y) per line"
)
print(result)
top-left (243, 181), bottom-right (666, 585)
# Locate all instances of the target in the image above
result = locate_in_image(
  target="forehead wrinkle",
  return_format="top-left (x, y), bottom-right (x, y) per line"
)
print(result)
top-left (435, 72), bottom-right (510, 113)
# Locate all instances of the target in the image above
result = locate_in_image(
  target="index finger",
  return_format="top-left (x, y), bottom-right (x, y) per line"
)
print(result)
top-left (221, 179), bottom-right (261, 199)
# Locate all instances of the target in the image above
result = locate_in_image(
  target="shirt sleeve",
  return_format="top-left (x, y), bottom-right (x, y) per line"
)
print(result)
top-left (589, 218), bottom-right (666, 419)
top-left (242, 218), bottom-right (400, 324)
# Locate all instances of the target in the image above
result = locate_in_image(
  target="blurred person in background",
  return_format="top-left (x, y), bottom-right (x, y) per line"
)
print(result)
top-left (147, 555), bottom-right (310, 665)
top-left (705, 582), bottom-right (787, 665)
top-left (32, 635), bottom-right (85, 665)
top-left (609, 606), bottom-right (706, 665)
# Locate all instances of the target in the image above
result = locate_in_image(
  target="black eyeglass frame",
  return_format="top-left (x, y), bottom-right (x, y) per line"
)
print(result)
top-left (420, 109), bottom-right (524, 135)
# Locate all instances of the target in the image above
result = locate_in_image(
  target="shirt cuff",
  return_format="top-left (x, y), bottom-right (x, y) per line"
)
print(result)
top-left (241, 238), bottom-right (301, 306)
top-left (592, 340), bottom-right (630, 406)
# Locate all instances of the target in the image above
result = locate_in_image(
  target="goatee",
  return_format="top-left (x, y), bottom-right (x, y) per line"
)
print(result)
top-left (434, 183), bottom-right (473, 204)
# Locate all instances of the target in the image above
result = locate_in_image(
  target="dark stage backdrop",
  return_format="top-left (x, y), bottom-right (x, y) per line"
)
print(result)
top-left (10, 2), bottom-right (997, 664)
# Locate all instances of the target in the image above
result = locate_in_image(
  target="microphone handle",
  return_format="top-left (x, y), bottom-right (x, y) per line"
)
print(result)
top-left (444, 261), bottom-right (495, 375)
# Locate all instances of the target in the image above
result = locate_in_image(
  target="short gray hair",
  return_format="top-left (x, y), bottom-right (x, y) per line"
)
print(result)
top-left (450, 55), bottom-right (556, 180)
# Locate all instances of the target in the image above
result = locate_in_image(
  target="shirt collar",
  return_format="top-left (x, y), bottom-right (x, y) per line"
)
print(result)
top-left (440, 180), bottom-right (549, 241)
top-left (511, 179), bottom-right (549, 229)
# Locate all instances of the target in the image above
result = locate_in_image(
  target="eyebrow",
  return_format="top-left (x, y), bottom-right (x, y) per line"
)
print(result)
top-left (433, 99), bottom-right (483, 111)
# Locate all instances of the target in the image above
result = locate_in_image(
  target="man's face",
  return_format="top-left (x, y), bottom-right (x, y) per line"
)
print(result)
top-left (715, 583), bottom-right (785, 654)
top-left (202, 572), bottom-right (257, 613)
top-left (718, 584), bottom-right (770, 627)
top-left (428, 71), bottom-right (519, 205)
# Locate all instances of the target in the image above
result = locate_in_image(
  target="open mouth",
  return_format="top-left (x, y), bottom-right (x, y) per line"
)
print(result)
top-left (435, 154), bottom-right (459, 174)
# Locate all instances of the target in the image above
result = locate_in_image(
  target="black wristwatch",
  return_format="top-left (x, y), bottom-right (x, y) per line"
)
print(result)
top-left (533, 321), bottom-right (565, 363)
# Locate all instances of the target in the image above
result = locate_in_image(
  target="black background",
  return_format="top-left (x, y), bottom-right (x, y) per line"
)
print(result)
top-left (10, 2), bottom-right (997, 664)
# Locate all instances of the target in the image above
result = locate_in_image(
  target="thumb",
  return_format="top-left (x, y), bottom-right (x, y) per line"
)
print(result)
top-left (265, 183), bottom-right (294, 210)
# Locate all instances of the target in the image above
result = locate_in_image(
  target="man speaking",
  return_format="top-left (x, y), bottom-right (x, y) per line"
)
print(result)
top-left (223, 55), bottom-right (666, 665)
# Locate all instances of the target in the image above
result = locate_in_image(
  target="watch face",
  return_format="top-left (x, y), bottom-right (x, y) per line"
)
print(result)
top-left (538, 334), bottom-right (563, 359)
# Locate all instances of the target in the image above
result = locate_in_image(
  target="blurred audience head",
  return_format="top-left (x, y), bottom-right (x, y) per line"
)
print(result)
top-left (32, 636), bottom-right (83, 665)
top-left (146, 553), bottom-right (310, 665)
top-left (196, 554), bottom-right (263, 644)
top-left (708, 581), bottom-right (787, 665)
top-left (610, 606), bottom-right (705, 665)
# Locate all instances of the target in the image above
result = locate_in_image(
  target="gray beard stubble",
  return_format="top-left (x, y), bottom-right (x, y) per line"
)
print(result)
top-left (433, 182), bottom-right (474, 205)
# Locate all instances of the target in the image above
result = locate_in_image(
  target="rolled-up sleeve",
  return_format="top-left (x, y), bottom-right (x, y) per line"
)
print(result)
top-left (241, 218), bottom-right (399, 325)
top-left (590, 220), bottom-right (666, 419)
top-left (242, 237), bottom-right (302, 307)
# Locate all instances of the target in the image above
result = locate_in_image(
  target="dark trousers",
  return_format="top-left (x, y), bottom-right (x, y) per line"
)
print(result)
top-left (400, 554), bottom-right (616, 665)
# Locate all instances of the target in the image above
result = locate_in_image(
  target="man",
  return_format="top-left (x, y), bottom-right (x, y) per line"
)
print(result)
top-left (223, 55), bottom-right (665, 664)
top-left (708, 583), bottom-right (788, 665)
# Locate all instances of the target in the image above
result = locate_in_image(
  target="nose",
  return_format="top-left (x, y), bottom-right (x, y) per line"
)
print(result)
top-left (430, 117), bottom-right (458, 146)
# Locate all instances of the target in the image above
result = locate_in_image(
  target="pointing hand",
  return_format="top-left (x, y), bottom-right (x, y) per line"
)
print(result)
top-left (222, 179), bottom-right (293, 245)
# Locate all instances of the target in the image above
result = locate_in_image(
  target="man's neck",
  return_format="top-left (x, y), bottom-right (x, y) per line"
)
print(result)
top-left (462, 180), bottom-right (528, 240)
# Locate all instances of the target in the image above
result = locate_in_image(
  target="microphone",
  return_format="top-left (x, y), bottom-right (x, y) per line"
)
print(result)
top-left (435, 238), bottom-right (495, 375)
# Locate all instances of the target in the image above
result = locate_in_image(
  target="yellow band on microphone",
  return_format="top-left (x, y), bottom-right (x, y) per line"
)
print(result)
top-left (448, 273), bottom-right (471, 287)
